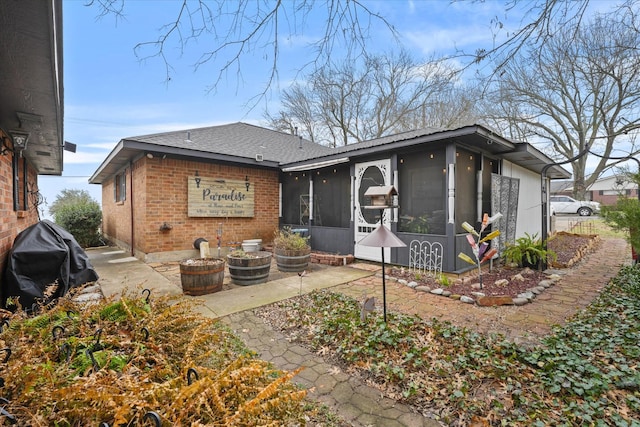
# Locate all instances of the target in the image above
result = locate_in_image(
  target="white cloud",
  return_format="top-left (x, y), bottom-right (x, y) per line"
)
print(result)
top-left (404, 26), bottom-right (494, 57)
top-left (401, 0), bottom-right (522, 57)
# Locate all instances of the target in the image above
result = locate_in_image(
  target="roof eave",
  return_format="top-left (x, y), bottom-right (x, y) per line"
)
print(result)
top-left (0, 0), bottom-right (64, 175)
top-left (281, 125), bottom-right (516, 171)
top-left (89, 140), bottom-right (280, 184)
top-left (502, 144), bottom-right (571, 179)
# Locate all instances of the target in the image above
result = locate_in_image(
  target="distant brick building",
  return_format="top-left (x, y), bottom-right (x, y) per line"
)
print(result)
top-left (588, 175), bottom-right (639, 205)
top-left (551, 175), bottom-right (639, 206)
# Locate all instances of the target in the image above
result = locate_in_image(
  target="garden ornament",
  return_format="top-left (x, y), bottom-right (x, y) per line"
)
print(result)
top-left (458, 213), bottom-right (502, 289)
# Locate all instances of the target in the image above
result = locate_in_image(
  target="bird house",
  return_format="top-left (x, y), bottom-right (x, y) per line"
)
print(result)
top-left (364, 185), bottom-right (397, 207)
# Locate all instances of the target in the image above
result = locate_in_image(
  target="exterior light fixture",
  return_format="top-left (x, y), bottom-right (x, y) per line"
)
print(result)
top-left (10, 130), bottom-right (29, 155)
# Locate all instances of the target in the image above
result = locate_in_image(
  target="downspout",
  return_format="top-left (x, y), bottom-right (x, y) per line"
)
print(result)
top-left (130, 161), bottom-right (134, 257)
top-left (22, 157), bottom-right (27, 211)
top-left (541, 142), bottom-right (592, 264)
top-left (12, 153), bottom-right (18, 211)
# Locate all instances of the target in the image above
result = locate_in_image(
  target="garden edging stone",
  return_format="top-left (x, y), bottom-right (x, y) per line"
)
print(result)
top-left (390, 271), bottom-right (563, 306)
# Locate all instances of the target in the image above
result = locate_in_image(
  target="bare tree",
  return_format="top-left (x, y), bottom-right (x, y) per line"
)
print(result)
top-left (88, 1), bottom-right (636, 107)
top-left (264, 51), bottom-right (476, 146)
top-left (87, 0), bottom-right (399, 106)
top-left (484, 9), bottom-right (640, 198)
top-left (452, 0), bottom-right (592, 77)
top-left (396, 83), bottom-right (482, 131)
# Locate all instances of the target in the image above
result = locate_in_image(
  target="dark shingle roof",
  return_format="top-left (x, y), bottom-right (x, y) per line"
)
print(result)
top-left (128, 122), bottom-right (333, 163)
top-left (330, 127), bottom-right (445, 154)
top-left (89, 122), bottom-right (571, 183)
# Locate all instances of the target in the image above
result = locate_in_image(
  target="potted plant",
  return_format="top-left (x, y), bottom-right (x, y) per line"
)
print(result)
top-left (272, 228), bottom-right (311, 272)
top-left (501, 232), bottom-right (556, 269)
top-left (226, 249), bottom-right (272, 285)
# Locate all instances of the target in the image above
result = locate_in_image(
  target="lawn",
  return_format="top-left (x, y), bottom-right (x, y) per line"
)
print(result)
top-left (563, 218), bottom-right (628, 239)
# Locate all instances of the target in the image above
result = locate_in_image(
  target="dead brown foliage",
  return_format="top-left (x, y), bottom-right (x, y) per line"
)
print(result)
top-left (0, 290), bottom-right (306, 425)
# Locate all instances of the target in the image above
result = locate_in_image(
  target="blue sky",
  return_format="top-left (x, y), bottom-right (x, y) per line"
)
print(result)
top-left (36, 0), bottom-right (572, 218)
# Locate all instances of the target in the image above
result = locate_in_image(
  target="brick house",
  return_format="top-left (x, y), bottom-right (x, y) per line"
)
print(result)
top-left (551, 175), bottom-right (639, 206)
top-left (90, 123), bottom-right (569, 273)
top-left (0, 1), bottom-right (64, 275)
top-left (90, 124), bottom-right (333, 261)
top-left (587, 175), bottom-right (639, 205)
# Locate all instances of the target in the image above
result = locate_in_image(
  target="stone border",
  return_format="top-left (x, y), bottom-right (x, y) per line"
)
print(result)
top-left (548, 232), bottom-right (601, 268)
top-left (385, 272), bottom-right (563, 307)
top-left (381, 232), bottom-right (601, 307)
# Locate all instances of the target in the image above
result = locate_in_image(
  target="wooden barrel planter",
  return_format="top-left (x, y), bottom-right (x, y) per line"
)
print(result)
top-left (227, 251), bottom-right (272, 286)
top-left (274, 247), bottom-right (311, 272)
top-left (180, 258), bottom-right (225, 296)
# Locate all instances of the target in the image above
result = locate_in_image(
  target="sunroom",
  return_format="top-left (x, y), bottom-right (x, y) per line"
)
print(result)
top-left (279, 125), bottom-right (569, 273)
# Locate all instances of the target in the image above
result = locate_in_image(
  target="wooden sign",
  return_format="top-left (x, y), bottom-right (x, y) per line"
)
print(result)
top-left (188, 176), bottom-right (254, 217)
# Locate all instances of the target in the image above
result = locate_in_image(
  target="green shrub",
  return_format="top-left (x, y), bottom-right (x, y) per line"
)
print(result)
top-left (273, 227), bottom-right (310, 251)
top-left (602, 197), bottom-right (640, 253)
top-left (501, 232), bottom-right (556, 268)
top-left (54, 202), bottom-right (102, 248)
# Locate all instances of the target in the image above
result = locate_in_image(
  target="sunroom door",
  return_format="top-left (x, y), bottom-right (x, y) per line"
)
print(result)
top-left (354, 159), bottom-right (391, 261)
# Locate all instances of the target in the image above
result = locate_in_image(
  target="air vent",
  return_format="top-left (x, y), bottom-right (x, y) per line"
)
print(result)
top-left (255, 153), bottom-right (264, 162)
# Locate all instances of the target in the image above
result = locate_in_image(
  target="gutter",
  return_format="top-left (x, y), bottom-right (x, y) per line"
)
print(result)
top-left (130, 160), bottom-right (134, 257)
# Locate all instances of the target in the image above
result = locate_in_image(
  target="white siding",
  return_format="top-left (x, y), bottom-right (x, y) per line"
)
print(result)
top-left (589, 175), bottom-right (637, 191)
top-left (502, 161), bottom-right (545, 239)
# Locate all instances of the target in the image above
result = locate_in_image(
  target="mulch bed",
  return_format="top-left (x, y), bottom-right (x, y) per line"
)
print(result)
top-left (387, 231), bottom-right (601, 299)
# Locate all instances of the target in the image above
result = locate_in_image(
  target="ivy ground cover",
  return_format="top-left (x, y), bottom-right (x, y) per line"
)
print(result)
top-left (257, 265), bottom-right (640, 426)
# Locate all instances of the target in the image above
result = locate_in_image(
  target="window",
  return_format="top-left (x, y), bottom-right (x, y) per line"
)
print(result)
top-left (13, 155), bottom-right (28, 211)
top-left (114, 171), bottom-right (126, 202)
top-left (281, 172), bottom-right (309, 225)
top-left (313, 164), bottom-right (350, 228)
top-left (454, 148), bottom-right (479, 233)
top-left (398, 147), bottom-right (446, 235)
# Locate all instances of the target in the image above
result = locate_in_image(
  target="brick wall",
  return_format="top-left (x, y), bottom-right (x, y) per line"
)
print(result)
top-left (0, 145), bottom-right (41, 280)
top-left (101, 165), bottom-right (133, 252)
top-left (101, 156), bottom-right (280, 257)
top-left (591, 190), bottom-right (639, 206)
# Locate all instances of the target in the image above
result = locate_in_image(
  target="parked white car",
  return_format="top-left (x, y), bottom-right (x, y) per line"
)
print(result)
top-left (550, 195), bottom-right (601, 216)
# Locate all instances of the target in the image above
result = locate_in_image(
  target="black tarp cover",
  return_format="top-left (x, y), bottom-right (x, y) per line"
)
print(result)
top-left (2, 220), bottom-right (99, 309)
